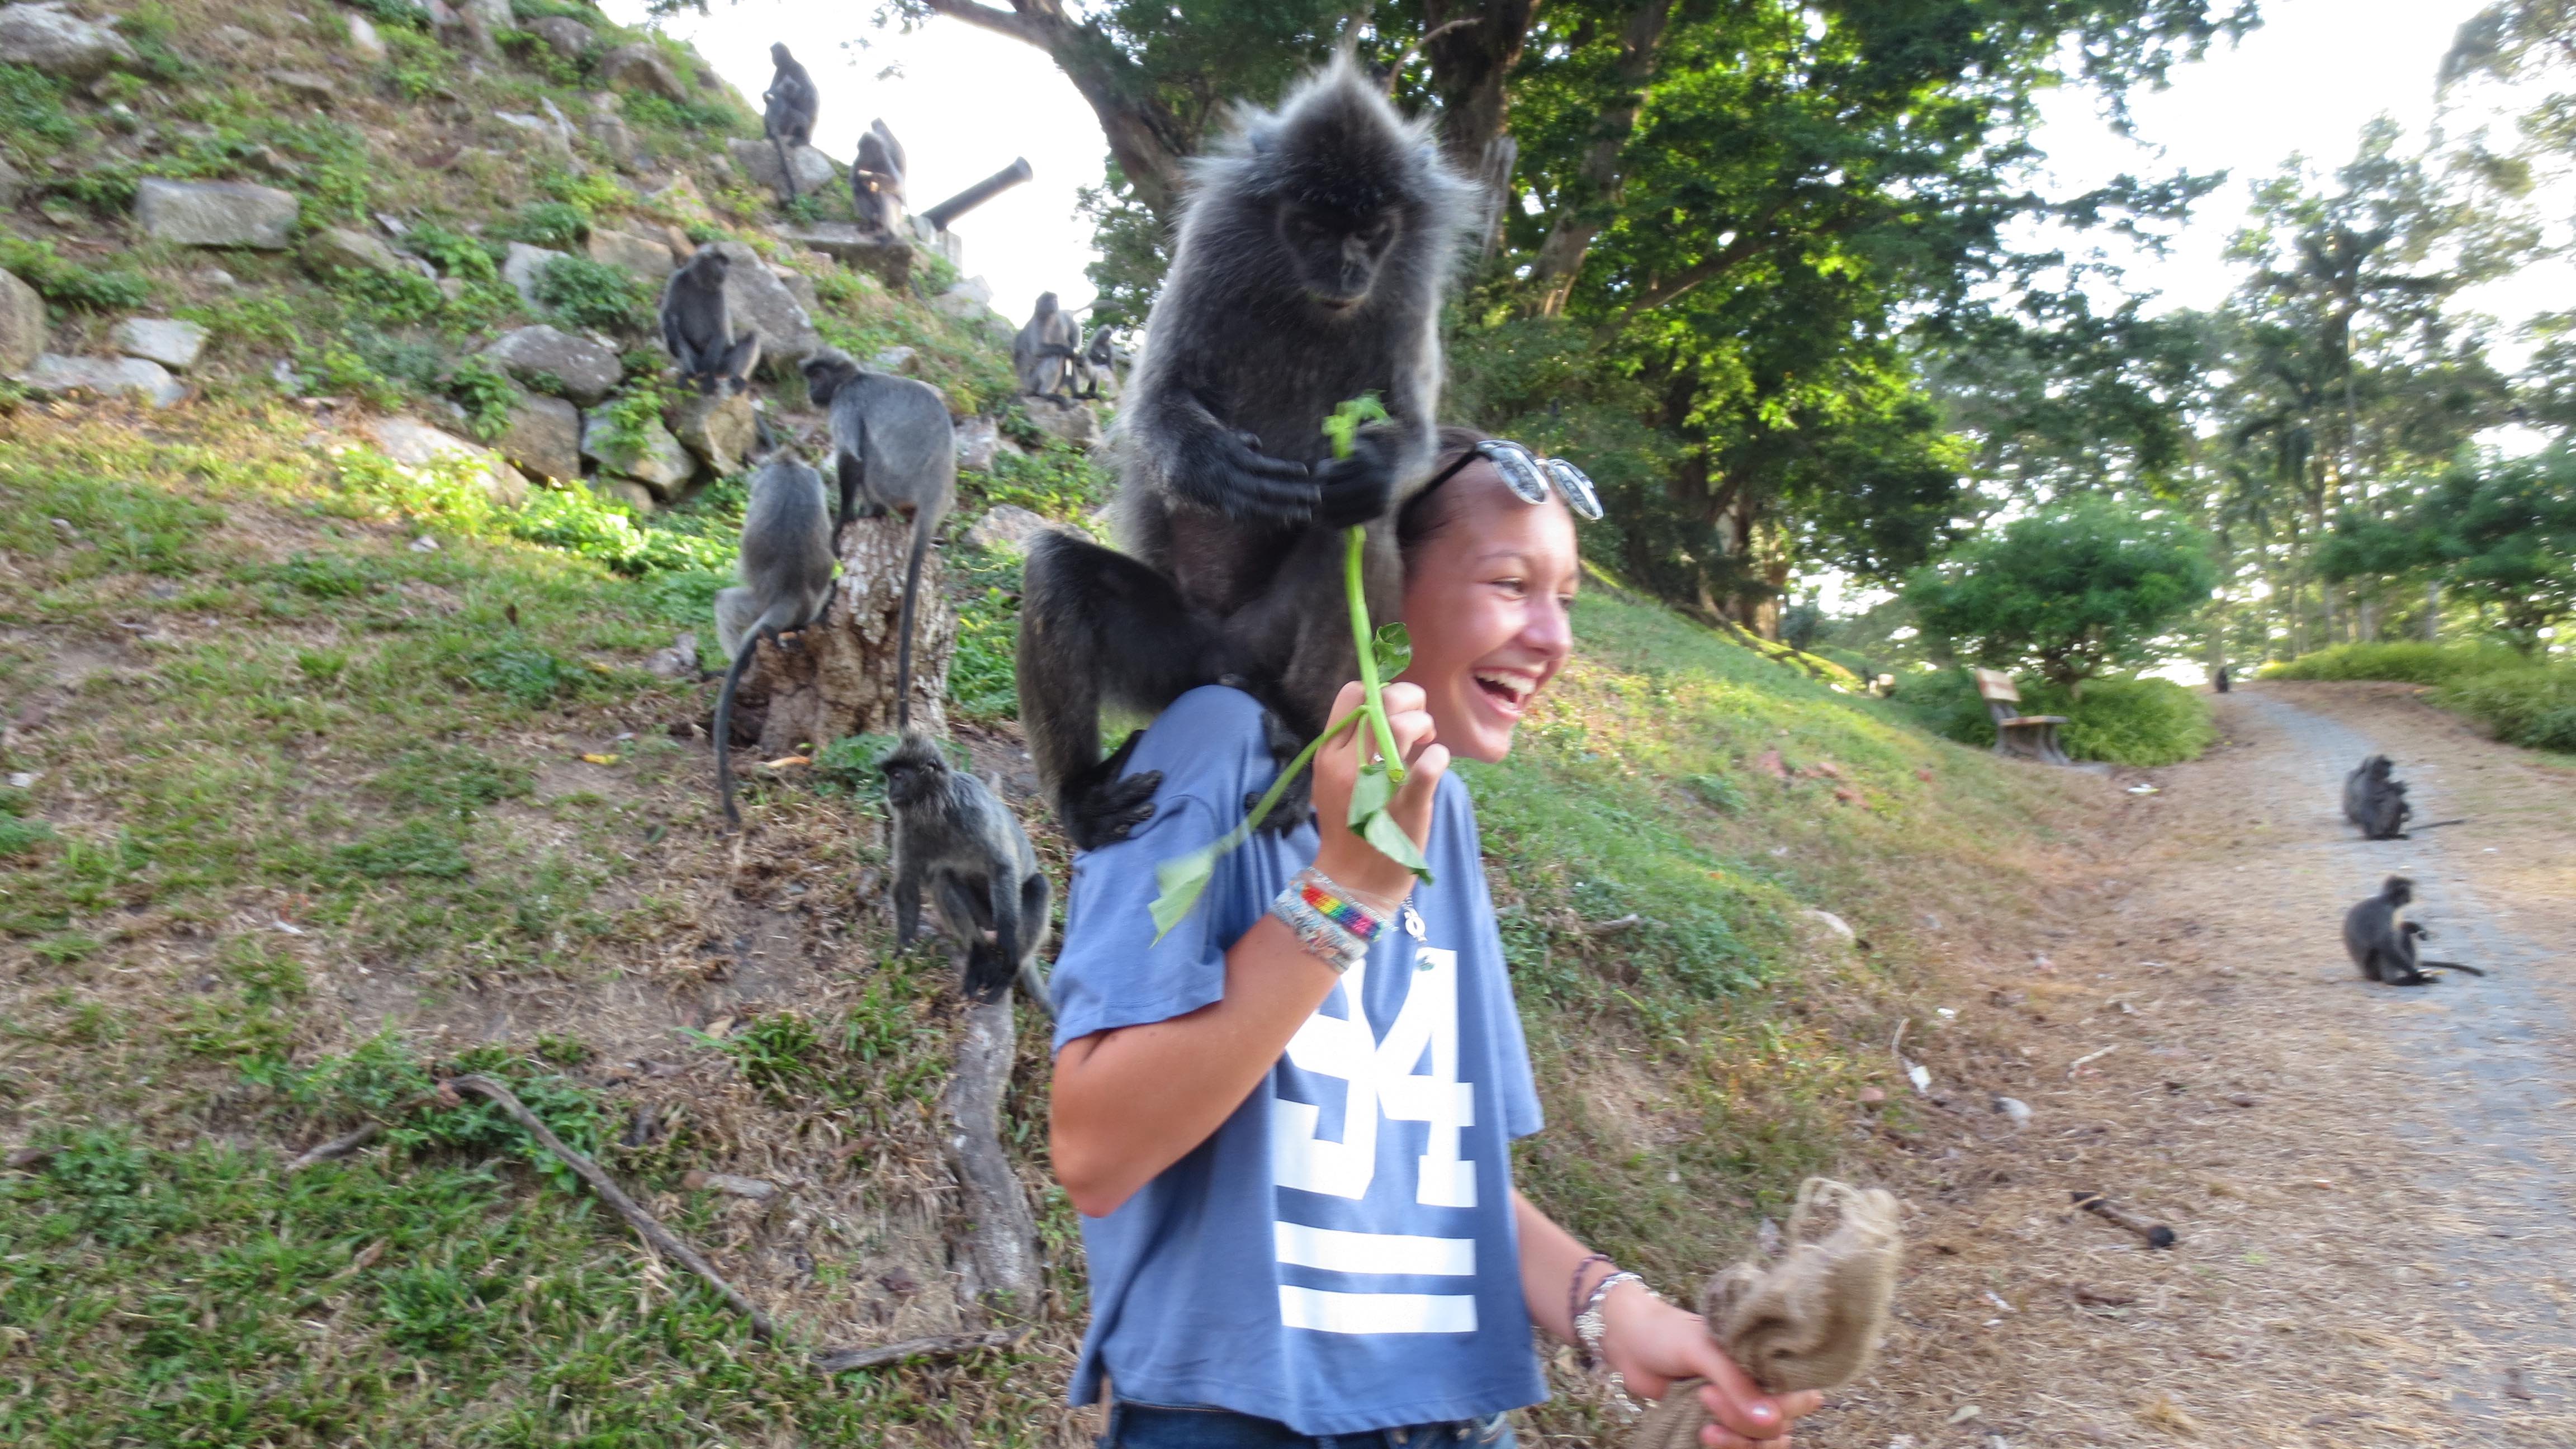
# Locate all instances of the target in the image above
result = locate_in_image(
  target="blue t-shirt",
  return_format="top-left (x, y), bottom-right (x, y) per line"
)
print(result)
top-left (1049, 686), bottom-right (1549, 1436)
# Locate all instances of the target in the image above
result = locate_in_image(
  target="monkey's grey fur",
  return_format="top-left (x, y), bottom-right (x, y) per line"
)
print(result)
top-left (712, 455), bottom-right (835, 828)
top-left (2343, 875), bottom-right (2486, 985)
top-left (761, 42), bottom-right (818, 204)
top-left (1012, 291), bottom-right (1083, 399)
top-left (799, 348), bottom-right (953, 730)
top-left (2343, 754), bottom-right (2411, 839)
top-left (882, 731), bottom-right (1053, 1012)
top-left (853, 120), bottom-right (907, 237)
top-left (661, 249), bottom-right (761, 396)
top-left (1015, 58), bottom-right (1480, 849)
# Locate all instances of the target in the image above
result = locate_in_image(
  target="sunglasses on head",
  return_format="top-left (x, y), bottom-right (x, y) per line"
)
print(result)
top-left (1421, 439), bottom-right (1604, 520)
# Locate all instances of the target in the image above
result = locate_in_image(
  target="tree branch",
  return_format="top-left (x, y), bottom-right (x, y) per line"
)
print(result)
top-left (915, 0), bottom-right (1044, 47)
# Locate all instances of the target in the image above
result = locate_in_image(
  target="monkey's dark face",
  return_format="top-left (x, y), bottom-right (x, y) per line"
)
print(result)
top-left (881, 752), bottom-right (947, 811)
top-left (688, 249), bottom-right (731, 288)
top-left (771, 43), bottom-right (793, 65)
top-left (1276, 201), bottom-right (1399, 311)
top-left (2384, 875), bottom-right (2414, 906)
top-left (802, 355), bottom-right (859, 406)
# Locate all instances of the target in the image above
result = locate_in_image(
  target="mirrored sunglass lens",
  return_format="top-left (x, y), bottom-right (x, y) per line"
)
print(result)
top-left (1545, 458), bottom-right (1603, 519)
top-left (1481, 443), bottom-right (1549, 504)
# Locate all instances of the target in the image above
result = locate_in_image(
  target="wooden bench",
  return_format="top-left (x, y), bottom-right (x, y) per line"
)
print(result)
top-left (1972, 668), bottom-right (2071, 765)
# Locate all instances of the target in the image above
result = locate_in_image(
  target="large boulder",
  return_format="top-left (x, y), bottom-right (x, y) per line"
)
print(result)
top-left (580, 411), bottom-right (694, 498)
top-left (705, 241), bottom-right (821, 376)
top-left (111, 317), bottom-right (206, 371)
top-left (500, 241), bottom-right (568, 305)
top-left (134, 179), bottom-right (298, 249)
top-left (586, 226), bottom-right (675, 282)
top-left (0, 2), bottom-right (134, 77)
top-left (665, 390), bottom-right (754, 476)
top-left (963, 504), bottom-right (1054, 555)
top-left (771, 221), bottom-right (911, 290)
top-left (1022, 396), bottom-right (1101, 449)
top-left (343, 12), bottom-right (385, 60)
top-left (726, 138), bottom-right (835, 201)
top-left (494, 394), bottom-right (583, 483)
top-left (525, 14), bottom-right (590, 59)
top-left (951, 414), bottom-right (1006, 473)
top-left (587, 477), bottom-right (656, 514)
top-left (366, 418), bottom-right (529, 506)
top-left (18, 353), bottom-right (184, 408)
top-left (0, 268), bottom-right (44, 376)
top-left (581, 92), bottom-right (638, 166)
top-left (483, 325), bottom-right (622, 406)
top-left (302, 225), bottom-right (409, 277)
top-left (596, 42), bottom-right (686, 102)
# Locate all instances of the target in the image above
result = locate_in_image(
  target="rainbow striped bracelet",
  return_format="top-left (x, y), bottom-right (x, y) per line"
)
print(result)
top-left (1271, 868), bottom-right (1389, 972)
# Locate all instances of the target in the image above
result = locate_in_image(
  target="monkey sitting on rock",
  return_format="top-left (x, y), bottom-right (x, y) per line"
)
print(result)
top-left (761, 43), bottom-right (818, 203)
top-left (2343, 875), bottom-right (2485, 986)
top-left (881, 732), bottom-right (1052, 1013)
top-left (660, 249), bottom-right (762, 396)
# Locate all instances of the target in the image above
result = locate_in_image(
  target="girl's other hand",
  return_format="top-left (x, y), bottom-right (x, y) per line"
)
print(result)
top-left (1601, 1284), bottom-right (1824, 1448)
top-left (1309, 680), bottom-right (1447, 904)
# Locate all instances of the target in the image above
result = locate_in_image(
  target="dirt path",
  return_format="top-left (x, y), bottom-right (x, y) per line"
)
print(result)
top-left (1805, 681), bottom-right (2576, 1449)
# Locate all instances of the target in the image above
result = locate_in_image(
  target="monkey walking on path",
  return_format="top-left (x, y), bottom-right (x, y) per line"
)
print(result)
top-left (712, 456), bottom-right (836, 829)
top-left (761, 43), bottom-right (818, 204)
top-left (2343, 875), bottom-right (2487, 986)
top-left (799, 349), bottom-right (954, 731)
top-left (1015, 58), bottom-right (1481, 849)
top-left (881, 732), bottom-right (1053, 1013)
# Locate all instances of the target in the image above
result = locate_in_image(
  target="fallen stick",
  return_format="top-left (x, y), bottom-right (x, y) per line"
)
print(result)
top-left (2066, 1043), bottom-right (2119, 1078)
top-left (2071, 1190), bottom-right (2177, 1249)
top-left (287, 1121), bottom-right (383, 1172)
top-left (812, 1329), bottom-right (1022, 1373)
top-left (449, 1073), bottom-right (780, 1340)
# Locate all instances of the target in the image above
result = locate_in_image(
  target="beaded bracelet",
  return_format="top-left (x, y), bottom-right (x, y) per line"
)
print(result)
top-left (1270, 866), bottom-right (1390, 973)
top-left (1574, 1270), bottom-right (1649, 1419)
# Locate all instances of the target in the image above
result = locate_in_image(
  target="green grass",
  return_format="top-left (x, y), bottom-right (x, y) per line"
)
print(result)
top-left (2265, 642), bottom-right (2576, 754)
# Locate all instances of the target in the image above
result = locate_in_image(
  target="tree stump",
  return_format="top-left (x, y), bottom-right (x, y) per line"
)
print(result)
top-left (740, 515), bottom-right (955, 753)
top-left (945, 996), bottom-right (1040, 1307)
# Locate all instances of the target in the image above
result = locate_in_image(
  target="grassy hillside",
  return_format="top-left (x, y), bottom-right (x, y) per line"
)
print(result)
top-left (2, 4), bottom-right (2110, 1443)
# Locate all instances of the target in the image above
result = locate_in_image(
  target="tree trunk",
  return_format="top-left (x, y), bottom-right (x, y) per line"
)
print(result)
top-left (917, 1), bottom-right (1193, 220)
top-left (1422, 0), bottom-right (1536, 167)
top-left (945, 996), bottom-right (1041, 1308)
top-left (738, 515), bottom-right (956, 754)
top-left (1526, 0), bottom-right (1673, 316)
top-left (2425, 579), bottom-right (2441, 642)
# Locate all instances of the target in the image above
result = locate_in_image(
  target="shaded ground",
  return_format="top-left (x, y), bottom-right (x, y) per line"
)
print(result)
top-left (1800, 681), bottom-right (2576, 1449)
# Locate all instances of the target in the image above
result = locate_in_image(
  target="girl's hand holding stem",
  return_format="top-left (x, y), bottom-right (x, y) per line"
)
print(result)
top-left (1311, 679), bottom-right (1446, 904)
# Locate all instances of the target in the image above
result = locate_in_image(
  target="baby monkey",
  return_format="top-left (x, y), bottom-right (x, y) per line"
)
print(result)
top-left (881, 732), bottom-right (1053, 1013)
top-left (2343, 875), bottom-right (2487, 986)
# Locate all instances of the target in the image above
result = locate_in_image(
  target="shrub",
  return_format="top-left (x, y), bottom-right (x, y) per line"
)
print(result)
top-left (534, 255), bottom-right (651, 334)
top-left (444, 356), bottom-right (520, 443)
top-left (346, 0), bottom-right (432, 27)
top-left (1893, 669), bottom-right (2215, 765)
top-left (494, 202), bottom-right (589, 248)
top-left (2434, 665), bottom-right (2576, 753)
top-left (1905, 499), bottom-right (2215, 689)
top-left (2261, 641), bottom-right (2528, 685)
top-left (0, 62), bottom-right (78, 149)
top-left (403, 222), bottom-right (498, 282)
top-left (0, 236), bottom-right (152, 311)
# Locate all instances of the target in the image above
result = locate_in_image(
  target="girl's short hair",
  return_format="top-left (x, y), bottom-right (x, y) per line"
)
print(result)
top-left (1397, 425), bottom-right (1495, 563)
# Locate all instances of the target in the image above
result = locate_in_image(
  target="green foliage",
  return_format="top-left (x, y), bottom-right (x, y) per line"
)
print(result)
top-left (2435, 664), bottom-right (2576, 753)
top-left (534, 254), bottom-right (653, 333)
top-left (541, 168), bottom-right (633, 217)
top-left (494, 201), bottom-right (589, 248)
top-left (332, 266), bottom-right (449, 325)
top-left (444, 356), bottom-right (521, 443)
top-left (2261, 641), bottom-right (2530, 684)
top-left (506, 485), bottom-right (732, 577)
top-left (0, 785), bottom-right (53, 860)
top-left (1892, 669), bottom-right (2215, 765)
top-left (619, 89), bottom-right (747, 135)
top-left (2319, 445), bottom-right (2576, 650)
top-left (1905, 500), bottom-right (2216, 688)
top-left (345, 0), bottom-right (433, 28)
top-left (403, 221), bottom-right (499, 282)
top-left (587, 377), bottom-right (669, 468)
top-left (0, 61), bottom-right (78, 149)
top-left (0, 235), bottom-right (152, 311)
top-left (945, 545), bottom-right (1025, 722)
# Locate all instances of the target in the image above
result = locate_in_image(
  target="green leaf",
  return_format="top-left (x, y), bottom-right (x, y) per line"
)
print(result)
top-left (1359, 808), bottom-right (1433, 884)
top-left (1323, 394), bottom-right (1390, 460)
top-left (1347, 758), bottom-right (1393, 827)
top-left (1149, 847), bottom-right (1218, 942)
top-left (1371, 622), bottom-right (1412, 679)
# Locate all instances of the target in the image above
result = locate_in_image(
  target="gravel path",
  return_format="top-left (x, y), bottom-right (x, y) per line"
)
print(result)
top-left (1806, 681), bottom-right (2576, 1449)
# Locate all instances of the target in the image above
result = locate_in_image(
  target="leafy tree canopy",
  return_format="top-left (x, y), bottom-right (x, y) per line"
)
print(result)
top-left (1904, 499), bottom-right (2217, 687)
top-left (2319, 445), bottom-right (2576, 650)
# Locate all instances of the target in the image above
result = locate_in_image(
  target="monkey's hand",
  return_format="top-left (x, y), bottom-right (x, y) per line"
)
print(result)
top-left (1168, 424), bottom-right (1331, 525)
top-left (1243, 698), bottom-right (1315, 836)
top-left (1063, 731), bottom-right (1161, 851)
top-left (1308, 426), bottom-right (1404, 529)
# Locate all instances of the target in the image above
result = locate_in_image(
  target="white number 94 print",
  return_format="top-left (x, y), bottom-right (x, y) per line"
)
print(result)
top-left (1270, 945), bottom-right (1476, 1208)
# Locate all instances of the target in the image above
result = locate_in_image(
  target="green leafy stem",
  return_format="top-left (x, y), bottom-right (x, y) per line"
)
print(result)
top-left (1148, 395), bottom-right (1432, 939)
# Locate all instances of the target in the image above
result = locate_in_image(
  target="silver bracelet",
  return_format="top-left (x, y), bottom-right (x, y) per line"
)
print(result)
top-left (1573, 1270), bottom-right (1648, 1419)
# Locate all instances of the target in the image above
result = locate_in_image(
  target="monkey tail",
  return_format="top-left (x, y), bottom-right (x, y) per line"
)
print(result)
top-left (2421, 959), bottom-right (2488, 976)
top-left (713, 624), bottom-right (768, 830)
top-left (771, 130), bottom-right (801, 205)
top-left (2414, 818), bottom-right (2469, 831)
top-left (894, 512), bottom-right (931, 732)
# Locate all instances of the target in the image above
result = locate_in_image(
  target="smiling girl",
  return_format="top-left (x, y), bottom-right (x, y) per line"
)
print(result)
top-left (1045, 429), bottom-right (1822, 1448)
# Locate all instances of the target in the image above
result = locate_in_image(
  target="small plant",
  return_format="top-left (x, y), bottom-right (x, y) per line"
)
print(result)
top-left (334, 267), bottom-right (449, 325)
top-left (0, 787), bottom-right (53, 860)
top-left (404, 221), bottom-right (499, 282)
top-left (0, 235), bottom-right (152, 311)
top-left (495, 201), bottom-right (589, 249)
top-left (590, 377), bottom-right (667, 465)
top-left (345, 0), bottom-right (432, 30)
top-left (0, 62), bottom-right (78, 149)
top-left (534, 255), bottom-right (652, 334)
top-left (540, 168), bottom-right (631, 217)
top-left (444, 355), bottom-right (522, 442)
